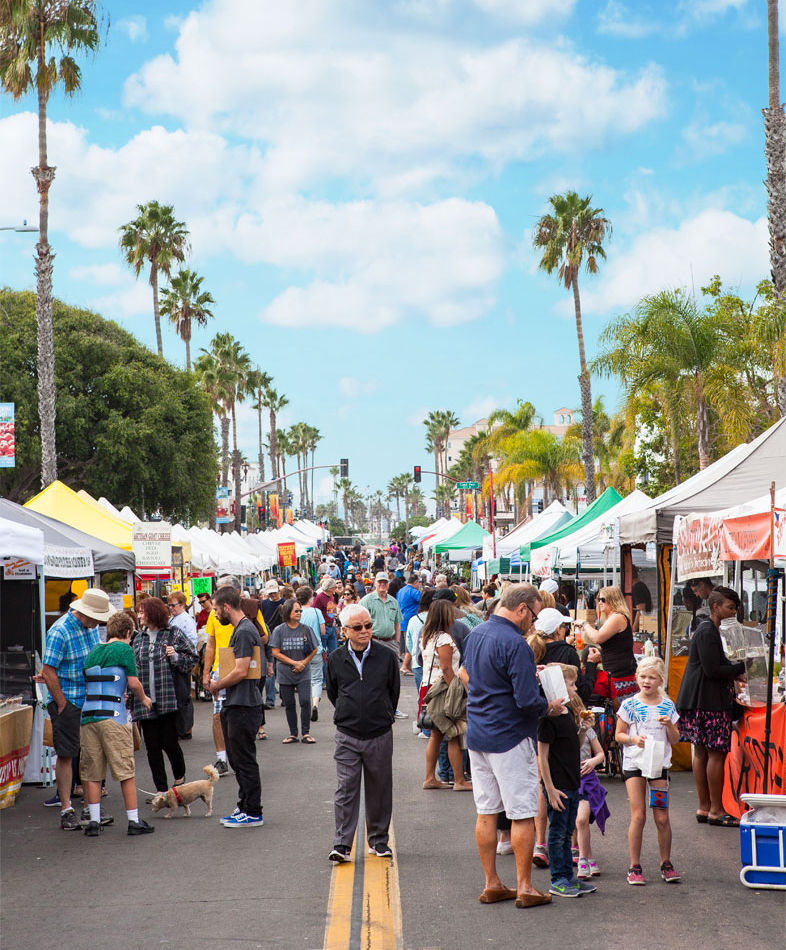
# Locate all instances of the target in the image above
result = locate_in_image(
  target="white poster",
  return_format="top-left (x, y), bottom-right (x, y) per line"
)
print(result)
top-left (43, 545), bottom-right (94, 579)
top-left (1, 558), bottom-right (36, 579)
top-left (132, 522), bottom-right (172, 574)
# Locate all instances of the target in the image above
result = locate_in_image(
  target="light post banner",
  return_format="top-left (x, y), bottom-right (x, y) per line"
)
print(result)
top-left (132, 522), bottom-right (172, 575)
top-left (277, 542), bottom-right (297, 568)
top-left (0, 403), bottom-right (15, 468)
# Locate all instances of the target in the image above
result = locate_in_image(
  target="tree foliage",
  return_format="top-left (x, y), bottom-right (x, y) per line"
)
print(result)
top-left (0, 288), bottom-right (218, 521)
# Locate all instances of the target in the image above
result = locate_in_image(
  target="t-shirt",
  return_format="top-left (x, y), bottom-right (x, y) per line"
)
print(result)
top-left (170, 610), bottom-right (198, 649)
top-left (270, 622), bottom-right (320, 685)
top-left (618, 695), bottom-right (679, 770)
top-left (420, 632), bottom-right (460, 689)
top-left (81, 640), bottom-right (138, 724)
top-left (360, 591), bottom-right (403, 640)
top-left (224, 617), bottom-right (264, 707)
top-left (632, 580), bottom-right (653, 613)
top-left (538, 708), bottom-right (581, 791)
top-left (579, 725), bottom-right (598, 763)
top-left (301, 606), bottom-right (325, 667)
top-left (206, 608), bottom-right (266, 672)
top-left (396, 584), bottom-right (421, 632)
top-left (313, 591), bottom-right (337, 628)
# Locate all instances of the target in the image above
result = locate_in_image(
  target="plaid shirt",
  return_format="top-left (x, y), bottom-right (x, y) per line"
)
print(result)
top-left (130, 626), bottom-right (197, 721)
top-left (42, 610), bottom-right (100, 708)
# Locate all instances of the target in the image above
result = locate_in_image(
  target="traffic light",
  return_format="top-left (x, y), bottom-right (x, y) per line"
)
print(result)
top-left (537, 499), bottom-right (543, 513)
top-left (340, 458), bottom-right (349, 478)
top-left (413, 465), bottom-right (421, 483)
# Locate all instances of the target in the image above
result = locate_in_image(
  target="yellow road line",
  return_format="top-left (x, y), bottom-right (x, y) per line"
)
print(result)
top-left (323, 835), bottom-right (357, 950)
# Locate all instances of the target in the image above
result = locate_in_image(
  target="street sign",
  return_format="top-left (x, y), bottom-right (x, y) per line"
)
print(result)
top-left (457, 481), bottom-right (480, 490)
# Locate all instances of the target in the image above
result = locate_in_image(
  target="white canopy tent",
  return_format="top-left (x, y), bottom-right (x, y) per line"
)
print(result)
top-left (411, 517), bottom-right (448, 540)
top-left (485, 501), bottom-right (573, 563)
top-left (421, 518), bottom-right (464, 552)
top-left (0, 515), bottom-right (45, 564)
top-left (618, 417), bottom-right (786, 546)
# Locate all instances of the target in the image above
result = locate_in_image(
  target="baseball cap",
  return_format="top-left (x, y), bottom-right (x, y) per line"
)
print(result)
top-left (539, 578), bottom-right (559, 596)
top-left (375, 571), bottom-right (390, 582)
top-left (534, 607), bottom-right (570, 636)
top-left (263, 579), bottom-right (280, 593)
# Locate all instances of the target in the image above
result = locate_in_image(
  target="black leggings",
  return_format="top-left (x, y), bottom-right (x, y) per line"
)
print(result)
top-left (279, 680), bottom-right (311, 737)
top-left (139, 712), bottom-right (185, 791)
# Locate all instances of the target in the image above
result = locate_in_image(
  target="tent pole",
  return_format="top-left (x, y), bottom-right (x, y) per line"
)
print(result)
top-left (762, 482), bottom-right (778, 794)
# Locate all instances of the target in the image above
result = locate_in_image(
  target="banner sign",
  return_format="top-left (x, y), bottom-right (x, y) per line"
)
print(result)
top-left (723, 702), bottom-right (786, 817)
top-left (0, 403), bottom-right (15, 469)
top-left (675, 513), bottom-right (723, 581)
top-left (215, 488), bottom-right (231, 525)
top-left (285, 507), bottom-right (294, 525)
top-left (1, 558), bottom-right (36, 580)
top-left (191, 576), bottom-right (213, 597)
top-left (132, 522), bottom-right (172, 575)
top-left (530, 545), bottom-right (556, 578)
top-left (720, 509), bottom-right (786, 563)
top-left (269, 493), bottom-right (280, 527)
top-left (277, 542), bottom-right (297, 568)
top-left (677, 508), bottom-right (786, 581)
top-left (43, 545), bottom-right (94, 579)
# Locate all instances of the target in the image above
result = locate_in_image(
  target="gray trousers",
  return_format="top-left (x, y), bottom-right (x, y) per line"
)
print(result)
top-left (333, 729), bottom-right (393, 849)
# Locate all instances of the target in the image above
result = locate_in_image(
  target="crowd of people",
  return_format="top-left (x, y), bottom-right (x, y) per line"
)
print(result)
top-left (38, 541), bottom-right (750, 910)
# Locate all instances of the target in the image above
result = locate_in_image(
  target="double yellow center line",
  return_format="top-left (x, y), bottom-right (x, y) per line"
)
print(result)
top-left (323, 821), bottom-right (403, 950)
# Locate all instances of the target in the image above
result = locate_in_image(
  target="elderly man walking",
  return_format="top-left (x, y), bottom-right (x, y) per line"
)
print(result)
top-left (41, 588), bottom-right (115, 830)
top-left (361, 572), bottom-right (407, 719)
top-left (326, 604), bottom-right (400, 863)
top-left (461, 583), bottom-right (561, 908)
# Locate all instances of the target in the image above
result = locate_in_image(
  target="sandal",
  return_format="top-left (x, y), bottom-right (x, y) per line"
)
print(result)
top-left (257, 731), bottom-right (267, 740)
top-left (282, 736), bottom-right (299, 744)
top-left (695, 812), bottom-right (708, 824)
top-left (301, 735), bottom-right (316, 744)
top-left (708, 813), bottom-right (739, 827)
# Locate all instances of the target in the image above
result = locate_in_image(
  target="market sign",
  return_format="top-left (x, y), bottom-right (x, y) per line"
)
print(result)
top-left (675, 514), bottom-right (723, 581)
top-left (1, 558), bottom-right (36, 580)
top-left (677, 508), bottom-right (786, 581)
top-left (277, 542), bottom-right (297, 568)
top-left (132, 522), bottom-right (172, 575)
top-left (0, 403), bottom-right (14, 469)
top-left (529, 545), bottom-right (556, 578)
top-left (191, 576), bottom-right (213, 597)
top-left (43, 545), bottom-right (94, 579)
top-left (720, 509), bottom-right (786, 563)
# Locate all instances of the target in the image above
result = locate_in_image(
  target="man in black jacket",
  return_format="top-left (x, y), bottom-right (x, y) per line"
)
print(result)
top-left (326, 604), bottom-right (400, 863)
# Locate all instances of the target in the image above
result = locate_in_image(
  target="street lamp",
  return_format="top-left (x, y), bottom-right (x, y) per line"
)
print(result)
top-left (0, 220), bottom-right (38, 233)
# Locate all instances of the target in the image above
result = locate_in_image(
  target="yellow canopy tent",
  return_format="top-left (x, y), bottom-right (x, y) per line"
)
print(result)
top-left (25, 481), bottom-right (133, 551)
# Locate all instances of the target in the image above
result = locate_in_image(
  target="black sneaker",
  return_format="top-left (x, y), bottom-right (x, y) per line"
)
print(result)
top-left (368, 842), bottom-right (393, 858)
top-left (214, 759), bottom-right (229, 777)
top-left (128, 818), bottom-right (155, 835)
top-left (84, 820), bottom-right (101, 837)
top-left (60, 808), bottom-right (81, 831)
top-left (329, 844), bottom-right (352, 863)
top-left (311, 705), bottom-right (319, 722)
top-left (81, 807), bottom-right (114, 827)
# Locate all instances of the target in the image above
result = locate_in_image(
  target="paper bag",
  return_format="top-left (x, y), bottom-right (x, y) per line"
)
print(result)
top-left (218, 646), bottom-right (262, 680)
top-left (539, 665), bottom-right (569, 705)
top-left (640, 738), bottom-right (665, 779)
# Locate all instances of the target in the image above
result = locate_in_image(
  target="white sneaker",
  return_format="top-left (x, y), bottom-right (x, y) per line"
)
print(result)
top-left (577, 858), bottom-right (591, 879)
top-left (496, 839), bottom-right (514, 855)
top-left (394, 709), bottom-right (408, 720)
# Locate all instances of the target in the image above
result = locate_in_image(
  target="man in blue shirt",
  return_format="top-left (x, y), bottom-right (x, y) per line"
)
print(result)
top-left (396, 573), bottom-right (421, 676)
top-left (461, 583), bottom-right (562, 909)
top-left (41, 588), bottom-right (115, 831)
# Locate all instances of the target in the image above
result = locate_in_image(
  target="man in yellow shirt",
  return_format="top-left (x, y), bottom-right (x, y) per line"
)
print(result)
top-left (202, 577), bottom-right (268, 776)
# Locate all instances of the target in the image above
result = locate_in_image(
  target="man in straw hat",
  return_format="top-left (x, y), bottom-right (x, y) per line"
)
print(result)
top-left (41, 588), bottom-right (116, 830)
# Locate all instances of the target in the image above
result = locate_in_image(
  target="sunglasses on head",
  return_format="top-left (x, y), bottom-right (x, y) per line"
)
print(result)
top-left (347, 622), bottom-right (373, 631)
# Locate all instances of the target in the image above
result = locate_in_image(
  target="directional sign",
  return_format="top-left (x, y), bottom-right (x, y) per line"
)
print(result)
top-left (457, 481), bottom-right (480, 490)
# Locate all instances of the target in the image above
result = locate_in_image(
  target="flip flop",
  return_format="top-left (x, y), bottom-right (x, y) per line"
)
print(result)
top-left (282, 736), bottom-right (299, 744)
top-left (257, 732), bottom-right (267, 740)
top-left (708, 813), bottom-right (739, 827)
top-left (479, 886), bottom-right (517, 903)
top-left (301, 735), bottom-right (316, 744)
top-left (695, 812), bottom-right (709, 824)
top-left (422, 781), bottom-right (452, 790)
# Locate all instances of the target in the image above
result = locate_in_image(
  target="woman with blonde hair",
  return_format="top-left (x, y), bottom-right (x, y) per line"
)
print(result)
top-left (452, 586), bottom-right (484, 629)
top-left (582, 586), bottom-right (637, 702)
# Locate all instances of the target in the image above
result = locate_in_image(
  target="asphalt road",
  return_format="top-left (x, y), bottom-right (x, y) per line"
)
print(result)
top-left (1, 677), bottom-right (783, 950)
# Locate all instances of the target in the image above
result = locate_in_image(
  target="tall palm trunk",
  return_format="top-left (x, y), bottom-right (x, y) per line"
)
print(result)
top-left (571, 272), bottom-right (597, 502)
top-left (766, 0), bottom-right (786, 414)
top-left (256, 399), bottom-right (265, 483)
top-left (231, 405), bottom-right (242, 532)
top-left (343, 490), bottom-right (350, 528)
top-left (268, 409), bottom-right (278, 480)
top-left (220, 415), bottom-right (230, 487)
top-left (433, 444), bottom-right (441, 486)
top-left (33, 75), bottom-right (57, 487)
top-left (151, 259), bottom-right (163, 358)
top-left (310, 447), bottom-right (316, 519)
top-left (695, 379), bottom-right (711, 470)
top-left (184, 327), bottom-right (191, 372)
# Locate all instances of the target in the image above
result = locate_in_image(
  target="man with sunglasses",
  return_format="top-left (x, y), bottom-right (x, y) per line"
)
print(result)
top-left (326, 604), bottom-right (400, 863)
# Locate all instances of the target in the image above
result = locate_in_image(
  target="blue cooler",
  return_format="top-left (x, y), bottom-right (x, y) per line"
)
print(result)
top-left (739, 793), bottom-right (786, 890)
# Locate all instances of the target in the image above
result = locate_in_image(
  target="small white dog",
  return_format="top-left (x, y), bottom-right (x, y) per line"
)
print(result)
top-left (148, 765), bottom-right (219, 818)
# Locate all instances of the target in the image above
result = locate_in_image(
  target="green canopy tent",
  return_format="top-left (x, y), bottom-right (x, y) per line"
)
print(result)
top-left (529, 487), bottom-right (623, 556)
top-left (434, 519), bottom-right (490, 554)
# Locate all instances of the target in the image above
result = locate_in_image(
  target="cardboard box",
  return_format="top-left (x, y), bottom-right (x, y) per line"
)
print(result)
top-left (218, 646), bottom-right (262, 681)
top-left (0, 704), bottom-right (33, 809)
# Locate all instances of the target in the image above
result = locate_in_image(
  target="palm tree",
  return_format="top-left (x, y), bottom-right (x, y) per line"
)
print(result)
top-left (193, 350), bottom-right (232, 488)
top-left (276, 428), bottom-right (295, 496)
top-left (765, 0), bottom-right (786, 414)
top-left (307, 425), bottom-right (322, 519)
top-left (593, 289), bottom-right (730, 470)
top-left (0, 0), bottom-right (101, 486)
top-left (434, 483), bottom-right (456, 520)
top-left (262, 385), bottom-right (288, 481)
top-left (159, 269), bottom-right (214, 371)
top-left (119, 201), bottom-right (189, 358)
top-left (494, 429), bottom-right (583, 508)
top-left (424, 408), bottom-right (460, 484)
top-left (336, 477), bottom-right (354, 528)
top-left (386, 476), bottom-right (403, 524)
top-left (534, 191), bottom-right (611, 502)
top-left (246, 368), bottom-right (272, 485)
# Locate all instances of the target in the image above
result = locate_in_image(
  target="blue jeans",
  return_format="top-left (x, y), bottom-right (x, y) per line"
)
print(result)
top-left (544, 785), bottom-right (580, 883)
top-left (265, 664), bottom-right (276, 706)
top-left (322, 628), bottom-right (338, 683)
top-left (438, 737), bottom-right (470, 783)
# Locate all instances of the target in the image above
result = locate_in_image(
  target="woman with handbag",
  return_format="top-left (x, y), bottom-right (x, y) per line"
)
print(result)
top-left (420, 601), bottom-right (472, 791)
top-left (131, 596), bottom-right (197, 796)
top-left (581, 586), bottom-right (637, 705)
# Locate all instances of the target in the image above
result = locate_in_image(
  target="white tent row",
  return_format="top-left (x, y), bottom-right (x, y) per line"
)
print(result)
top-left (0, 515), bottom-right (45, 563)
top-left (531, 490), bottom-right (653, 575)
top-left (484, 501), bottom-right (573, 563)
top-left (421, 517), bottom-right (464, 552)
top-left (410, 517), bottom-right (448, 540)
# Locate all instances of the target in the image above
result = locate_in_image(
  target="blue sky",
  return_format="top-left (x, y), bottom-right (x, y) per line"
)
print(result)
top-left (0, 0), bottom-right (772, 511)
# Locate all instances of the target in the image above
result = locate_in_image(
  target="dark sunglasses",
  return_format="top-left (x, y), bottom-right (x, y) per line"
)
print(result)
top-left (596, 596), bottom-right (607, 603)
top-left (347, 622), bottom-right (373, 631)
top-left (167, 602), bottom-right (178, 608)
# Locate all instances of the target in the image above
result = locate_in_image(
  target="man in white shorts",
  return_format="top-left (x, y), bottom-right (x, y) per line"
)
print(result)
top-left (460, 583), bottom-right (562, 909)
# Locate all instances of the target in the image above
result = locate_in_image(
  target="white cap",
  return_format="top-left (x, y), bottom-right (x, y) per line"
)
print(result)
top-left (539, 578), bottom-right (559, 596)
top-left (534, 607), bottom-right (570, 636)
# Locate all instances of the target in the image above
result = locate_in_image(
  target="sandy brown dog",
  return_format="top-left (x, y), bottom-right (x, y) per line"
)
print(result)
top-left (147, 765), bottom-right (219, 818)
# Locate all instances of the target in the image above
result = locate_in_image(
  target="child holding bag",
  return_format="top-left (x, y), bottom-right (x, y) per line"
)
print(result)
top-left (615, 657), bottom-right (681, 885)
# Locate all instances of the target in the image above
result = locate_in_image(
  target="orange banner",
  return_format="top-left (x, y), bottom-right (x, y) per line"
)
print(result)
top-left (277, 542), bottom-right (297, 568)
top-left (723, 702), bottom-right (786, 818)
top-left (721, 509), bottom-right (786, 562)
top-left (269, 493), bottom-right (280, 527)
top-left (285, 507), bottom-right (294, 525)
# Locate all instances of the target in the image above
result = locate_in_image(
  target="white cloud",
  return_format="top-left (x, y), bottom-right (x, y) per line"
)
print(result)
top-left (597, 1), bottom-right (659, 38)
top-left (576, 209), bottom-right (767, 316)
top-left (681, 119), bottom-right (748, 159)
top-left (338, 377), bottom-right (377, 398)
top-left (116, 16), bottom-right (148, 42)
top-left (124, 0), bottom-right (667, 193)
top-left (408, 407), bottom-right (429, 427)
top-left (462, 395), bottom-right (505, 421)
top-left (472, 0), bottom-right (576, 23)
top-left (69, 262), bottom-right (129, 287)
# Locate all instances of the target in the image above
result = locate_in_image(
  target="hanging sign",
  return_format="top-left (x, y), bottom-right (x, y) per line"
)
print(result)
top-left (43, 545), bottom-right (94, 579)
top-left (132, 522), bottom-right (172, 575)
top-left (1, 558), bottom-right (36, 580)
top-left (675, 513), bottom-right (723, 581)
top-left (277, 542), bottom-right (297, 568)
top-left (0, 403), bottom-right (15, 469)
top-left (720, 509), bottom-right (786, 562)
